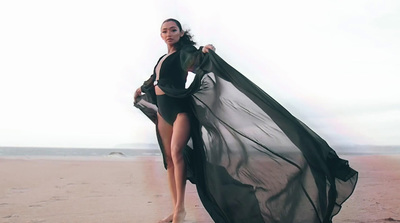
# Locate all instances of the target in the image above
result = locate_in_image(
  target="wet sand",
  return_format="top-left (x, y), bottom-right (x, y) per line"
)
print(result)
top-left (0, 154), bottom-right (399, 222)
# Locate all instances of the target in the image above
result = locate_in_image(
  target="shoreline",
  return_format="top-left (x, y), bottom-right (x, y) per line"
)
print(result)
top-left (1, 151), bottom-right (399, 161)
top-left (1, 145), bottom-right (399, 159)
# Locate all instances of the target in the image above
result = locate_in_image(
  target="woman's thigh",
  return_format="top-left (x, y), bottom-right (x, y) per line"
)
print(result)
top-left (171, 113), bottom-right (191, 154)
top-left (157, 113), bottom-right (173, 157)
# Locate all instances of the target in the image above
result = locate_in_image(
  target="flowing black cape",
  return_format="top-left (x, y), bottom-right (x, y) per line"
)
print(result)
top-left (134, 50), bottom-right (358, 223)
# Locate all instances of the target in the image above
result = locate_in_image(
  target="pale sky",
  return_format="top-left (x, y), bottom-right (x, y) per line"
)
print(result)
top-left (0, 0), bottom-right (399, 148)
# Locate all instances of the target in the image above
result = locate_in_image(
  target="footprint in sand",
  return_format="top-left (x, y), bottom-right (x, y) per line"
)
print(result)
top-left (384, 218), bottom-right (400, 222)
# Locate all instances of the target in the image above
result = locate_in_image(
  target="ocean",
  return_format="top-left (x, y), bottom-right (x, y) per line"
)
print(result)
top-left (0, 145), bottom-right (161, 159)
top-left (0, 145), bottom-right (399, 159)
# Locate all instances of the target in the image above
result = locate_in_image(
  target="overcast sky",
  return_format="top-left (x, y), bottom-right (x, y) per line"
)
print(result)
top-left (0, 0), bottom-right (399, 148)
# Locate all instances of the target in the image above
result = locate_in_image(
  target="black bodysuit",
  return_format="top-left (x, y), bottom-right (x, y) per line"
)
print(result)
top-left (148, 45), bottom-right (203, 125)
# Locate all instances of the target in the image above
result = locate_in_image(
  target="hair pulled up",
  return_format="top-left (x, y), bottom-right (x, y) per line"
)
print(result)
top-left (162, 18), bottom-right (196, 50)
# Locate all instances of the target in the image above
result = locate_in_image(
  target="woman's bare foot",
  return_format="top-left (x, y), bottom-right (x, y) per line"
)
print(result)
top-left (158, 214), bottom-right (173, 223)
top-left (172, 209), bottom-right (186, 223)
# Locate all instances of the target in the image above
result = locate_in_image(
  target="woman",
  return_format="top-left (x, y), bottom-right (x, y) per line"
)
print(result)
top-left (134, 18), bottom-right (358, 223)
top-left (134, 18), bottom-right (215, 223)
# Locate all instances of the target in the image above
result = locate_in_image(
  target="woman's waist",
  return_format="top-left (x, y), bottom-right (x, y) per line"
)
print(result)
top-left (155, 78), bottom-right (186, 87)
top-left (155, 85), bottom-right (165, 95)
top-left (154, 81), bottom-right (186, 92)
top-left (156, 94), bottom-right (190, 101)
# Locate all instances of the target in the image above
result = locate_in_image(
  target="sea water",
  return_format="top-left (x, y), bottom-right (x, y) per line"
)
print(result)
top-left (0, 145), bottom-right (161, 159)
top-left (0, 145), bottom-right (399, 159)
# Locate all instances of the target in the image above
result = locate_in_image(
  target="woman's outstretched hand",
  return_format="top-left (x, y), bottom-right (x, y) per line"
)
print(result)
top-left (134, 87), bottom-right (142, 103)
top-left (202, 44), bottom-right (216, 53)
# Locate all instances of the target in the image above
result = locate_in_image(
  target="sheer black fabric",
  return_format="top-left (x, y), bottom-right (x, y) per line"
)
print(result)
top-left (134, 50), bottom-right (358, 223)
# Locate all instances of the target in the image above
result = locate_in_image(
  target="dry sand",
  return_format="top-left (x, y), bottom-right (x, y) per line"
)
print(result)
top-left (0, 154), bottom-right (399, 223)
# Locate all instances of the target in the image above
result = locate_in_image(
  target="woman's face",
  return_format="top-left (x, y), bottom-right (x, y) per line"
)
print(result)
top-left (160, 21), bottom-right (183, 47)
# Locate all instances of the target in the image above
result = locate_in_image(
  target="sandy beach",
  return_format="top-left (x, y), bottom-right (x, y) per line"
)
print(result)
top-left (0, 154), bottom-right (399, 223)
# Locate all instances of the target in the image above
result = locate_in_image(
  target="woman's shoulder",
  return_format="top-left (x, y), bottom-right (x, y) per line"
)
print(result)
top-left (179, 45), bottom-right (202, 59)
top-left (180, 44), bottom-right (198, 53)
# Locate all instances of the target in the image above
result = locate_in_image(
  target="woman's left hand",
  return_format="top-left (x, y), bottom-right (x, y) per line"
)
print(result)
top-left (134, 87), bottom-right (142, 103)
top-left (202, 44), bottom-right (216, 53)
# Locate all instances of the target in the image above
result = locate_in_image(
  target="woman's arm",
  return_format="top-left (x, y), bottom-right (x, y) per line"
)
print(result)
top-left (180, 44), bottom-right (216, 72)
top-left (134, 74), bottom-right (155, 102)
top-left (141, 74), bottom-right (156, 91)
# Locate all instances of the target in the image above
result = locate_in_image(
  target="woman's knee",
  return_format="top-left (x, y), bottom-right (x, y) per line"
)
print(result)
top-left (170, 145), bottom-right (184, 162)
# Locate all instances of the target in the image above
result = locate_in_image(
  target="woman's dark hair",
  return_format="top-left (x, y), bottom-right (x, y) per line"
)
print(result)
top-left (162, 18), bottom-right (196, 50)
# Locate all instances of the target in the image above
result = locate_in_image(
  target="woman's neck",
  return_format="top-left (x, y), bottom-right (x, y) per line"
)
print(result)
top-left (167, 45), bottom-right (177, 54)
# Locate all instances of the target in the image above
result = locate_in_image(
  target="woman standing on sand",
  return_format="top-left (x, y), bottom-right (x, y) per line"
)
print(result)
top-left (134, 18), bottom-right (215, 223)
top-left (134, 18), bottom-right (358, 223)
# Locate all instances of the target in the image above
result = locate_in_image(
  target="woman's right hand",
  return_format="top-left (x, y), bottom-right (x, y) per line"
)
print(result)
top-left (134, 87), bottom-right (142, 103)
top-left (202, 44), bottom-right (216, 53)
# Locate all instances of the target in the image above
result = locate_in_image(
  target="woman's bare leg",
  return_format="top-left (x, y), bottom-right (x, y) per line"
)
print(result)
top-left (170, 113), bottom-right (191, 223)
top-left (157, 113), bottom-right (175, 223)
